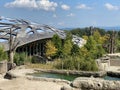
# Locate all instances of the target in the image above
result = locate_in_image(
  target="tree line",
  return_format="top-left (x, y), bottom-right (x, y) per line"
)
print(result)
top-left (45, 27), bottom-right (120, 71)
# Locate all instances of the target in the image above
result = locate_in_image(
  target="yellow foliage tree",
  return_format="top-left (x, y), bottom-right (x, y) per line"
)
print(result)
top-left (93, 30), bottom-right (109, 44)
top-left (45, 40), bottom-right (57, 58)
top-left (82, 35), bottom-right (88, 40)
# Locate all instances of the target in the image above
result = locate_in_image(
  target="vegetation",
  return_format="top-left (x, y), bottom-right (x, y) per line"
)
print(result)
top-left (14, 52), bottom-right (31, 65)
top-left (0, 46), bottom-right (8, 61)
top-left (27, 63), bottom-right (55, 69)
top-left (47, 28), bottom-right (113, 71)
top-left (45, 40), bottom-right (57, 59)
top-left (45, 30), bottom-right (106, 71)
top-left (52, 34), bottom-right (63, 57)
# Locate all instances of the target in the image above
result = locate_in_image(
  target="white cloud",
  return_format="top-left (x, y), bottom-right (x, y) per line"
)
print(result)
top-left (5, 0), bottom-right (58, 11)
top-left (53, 14), bottom-right (57, 18)
top-left (67, 13), bottom-right (75, 17)
top-left (105, 3), bottom-right (119, 11)
top-left (76, 4), bottom-right (92, 10)
top-left (61, 4), bottom-right (70, 10)
top-left (58, 22), bottom-right (64, 26)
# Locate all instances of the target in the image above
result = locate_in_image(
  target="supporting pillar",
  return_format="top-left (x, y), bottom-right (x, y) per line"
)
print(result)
top-left (36, 42), bottom-right (38, 55)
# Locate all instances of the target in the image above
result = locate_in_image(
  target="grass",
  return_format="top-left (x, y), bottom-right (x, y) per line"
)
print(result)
top-left (26, 63), bottom-right (56, 69)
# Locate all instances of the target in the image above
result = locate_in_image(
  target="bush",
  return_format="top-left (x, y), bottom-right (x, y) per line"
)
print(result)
top-left (54, 56), bottom-right (98, 71)
top-left (14, 52), bottom-right (31, 65)
top-left (0, 46), bottom-right (8, 61)
top-left (31, 56), bottom-right (46, 64)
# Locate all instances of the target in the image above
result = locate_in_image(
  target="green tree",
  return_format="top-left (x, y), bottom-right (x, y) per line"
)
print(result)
top-left (71, 44), bottom-right (80, 56)
top-left (52, 34), bottom-right (62, 50)
top-left (14, 52), bottom-right (30, 65)
top-left (52, 34), bottom-right (62, 57)
top-left (85, 36), bottom-right (96, 51)
top-left (63, 32), bottom-right (73, 56)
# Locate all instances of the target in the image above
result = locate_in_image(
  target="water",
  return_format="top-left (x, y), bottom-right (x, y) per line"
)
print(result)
top-left (104, 76), bottom-right (120, 81)
top-left (30, 72), bottom-right (120, 81)
top-left (31, 72), bottom-right (78, 81)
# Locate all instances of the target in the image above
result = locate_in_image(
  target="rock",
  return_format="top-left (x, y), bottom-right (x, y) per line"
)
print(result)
top-left (0, 60), bottom-right (7, 74)
top-left (61, 85), bottom-right (80, 90)
top-left (4, 68), bottom-right (35, 79)
top-left (27, 76), bottom-right (71, 84)
top-left (7, 63), bottom-right (16, 70)
top-left (72, 77), bottom-right (120, 90)
top-left (61, 85), bottom-right (72, 90)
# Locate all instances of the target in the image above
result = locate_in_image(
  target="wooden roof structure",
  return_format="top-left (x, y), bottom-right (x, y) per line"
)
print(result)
top-left (0, 17), bottom-right (66, 51)
top-left (0, 17), bottom-right (86, 51)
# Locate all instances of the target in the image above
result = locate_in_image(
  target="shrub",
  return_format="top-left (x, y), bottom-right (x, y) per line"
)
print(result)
top-left (31, 56), bottom-right (46, 64)
top-left (54, 56), bottom-right (98, 71)
top-left (14, 52), bottom-right (31, 65)
top-left (0, 46), bottom-right (8, 61)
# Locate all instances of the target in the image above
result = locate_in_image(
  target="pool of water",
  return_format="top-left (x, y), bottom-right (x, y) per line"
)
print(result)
top-left (104, 76), bottom-right (120, 81)
top-left (30, 72), bottom-right (120, 81)
top-left (31, 72), bottom-right (78, 81)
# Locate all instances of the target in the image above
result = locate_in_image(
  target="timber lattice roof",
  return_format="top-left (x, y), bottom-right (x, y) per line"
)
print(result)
top-left (0, 17), bottom-right (86, 51)
top-left (0, 17), bottom-right (66, 51)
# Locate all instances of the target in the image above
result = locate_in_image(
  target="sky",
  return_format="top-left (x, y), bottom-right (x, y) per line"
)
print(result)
top-left (0, 0), bottom-right (120, 28)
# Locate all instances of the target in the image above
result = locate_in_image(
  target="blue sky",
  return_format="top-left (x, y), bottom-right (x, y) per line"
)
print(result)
top-left (0, 0), bottom-right (120, 28)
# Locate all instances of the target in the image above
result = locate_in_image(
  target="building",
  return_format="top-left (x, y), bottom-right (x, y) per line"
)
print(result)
top-left (0, 17), bottom-right (86, 57)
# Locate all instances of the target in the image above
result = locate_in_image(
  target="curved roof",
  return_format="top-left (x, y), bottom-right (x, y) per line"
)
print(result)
top-left (0, 17), bottom-right (86, 51)
top-left (0, 17), bottom-right (66, 51)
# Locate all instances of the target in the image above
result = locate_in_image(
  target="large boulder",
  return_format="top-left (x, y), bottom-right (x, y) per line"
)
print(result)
top-left (72, 77), bottom-right (120, 90)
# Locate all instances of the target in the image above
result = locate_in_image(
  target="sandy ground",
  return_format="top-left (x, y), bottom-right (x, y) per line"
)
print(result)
top-left (0, 77), bottom-right (63, 90)
top-left (3, 65), bottom-right (120, 90)
top-left (0, 67), bottom-right (66, 90)
top-left (107, 66), bottom-right (120, 71)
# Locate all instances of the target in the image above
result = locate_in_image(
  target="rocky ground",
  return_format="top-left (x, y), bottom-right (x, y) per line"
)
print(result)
top-left (1, 66), bottom-right (120, 90)
top-left (107, 66), bottom-right (120, 71)
top-left (0, 67), bottom-right (68, 90)
top-left (0, 77), bottom-right (63, 90)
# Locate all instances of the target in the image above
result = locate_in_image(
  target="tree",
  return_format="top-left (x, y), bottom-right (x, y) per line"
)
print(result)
top-left (52, 34), bottom-right (62, 57)
top-left (63, 40), bottom-right (73, 56)
top-left (0, 18), bottom-right (30, 64)
top-left (0, 26), bottom-right (20, 64)
top-left (71, 44), bottom-right (80, 56)
top-left (45, 40), bottom-right (57, 58)
top-left (63, 32), bottom-right (73, 56)
top-left (52, 34), bottom-right (62, 49)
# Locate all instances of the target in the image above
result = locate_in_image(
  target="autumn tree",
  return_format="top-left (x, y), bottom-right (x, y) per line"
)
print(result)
top-left (45, 40), bottom-right (57, 59)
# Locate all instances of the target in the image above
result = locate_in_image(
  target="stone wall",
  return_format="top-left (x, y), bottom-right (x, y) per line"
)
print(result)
top-left (110, 59), bottom-right (120, 66)
top-left (35, 69), bottom-right (106, 77)
top-left (96, 59), bottom-right (110, 71)
top-left (71, 77), bottom-right (120, 90)
top-left (0, 60), bottom-right (7, 74)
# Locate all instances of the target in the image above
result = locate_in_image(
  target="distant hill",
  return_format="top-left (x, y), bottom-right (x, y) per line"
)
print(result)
top-left (100, 26), bottom-right (120, 31)
top-left (61, 26), bottom-right (120, 31)
top-left (60, 28), bottom-right (74, 30)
